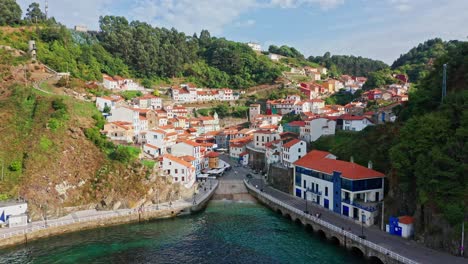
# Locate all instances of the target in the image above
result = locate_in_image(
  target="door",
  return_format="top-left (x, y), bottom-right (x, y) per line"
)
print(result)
top-left (324, 199), bottom-right (329, 209)
top-left (353, 207), bottom-right (359, 220)
top-left (343, 205), bottom-right (349, 217)
top-left (376, 192), bottom-right (379, 202)
top-left (316, 196), bottom-right (320, 205)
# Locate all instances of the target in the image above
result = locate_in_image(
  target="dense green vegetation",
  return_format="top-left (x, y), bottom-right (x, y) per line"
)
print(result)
top-left (268, 45), bottom-right (305, 59)
top-left (391, 38), bottom-right (460, 83)
top-left (98, 16), bottom-right (283, 89)
top-left (314, 42), bottom-right (468, 235)
top-left (0, 0), bottom-right (22, 25)
top-left (325, 89), bottom-right (362, 105)
top-left (308, 52), bottom-right (389, 77)
top-left (361, 69), bottom-right (397, 90)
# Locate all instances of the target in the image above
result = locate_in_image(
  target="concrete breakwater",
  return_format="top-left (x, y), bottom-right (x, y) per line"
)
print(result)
top-left (0, 181), bottom-right (218, 249)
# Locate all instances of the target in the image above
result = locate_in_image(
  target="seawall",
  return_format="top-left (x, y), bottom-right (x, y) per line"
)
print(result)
top-left (0, 181), bottom-right (218, 249)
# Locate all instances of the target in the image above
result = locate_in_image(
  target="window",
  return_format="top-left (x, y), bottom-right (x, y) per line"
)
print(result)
top-left (298, 148), bottom-right (301, 153)
top-left (325, 187), bottom-right (328, 196)
top-left (174, 177), bottom-right (178, 181)
top-left (303, 180), bottom-right (306, 188)
top-left (175, 169), bottom-right (178, 174)
top-left (169, 162), bottom-right (172, 165)
top-left (182, 169), bottom-right (185, 174)
top-left (182, 177), bottom-right (185, 181)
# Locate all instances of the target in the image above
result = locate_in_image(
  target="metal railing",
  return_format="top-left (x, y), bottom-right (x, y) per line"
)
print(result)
top-left (244, 180), bottom-right (418, 264)
top-left (0, 180), bottom-right (219, 240)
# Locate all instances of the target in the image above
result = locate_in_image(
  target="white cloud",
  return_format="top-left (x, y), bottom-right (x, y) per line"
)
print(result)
top-left (389, 0), bottom-right (412, 12)
top-left (17, 0), bottom-right (114, 30)
top-left (269, 0), bottom-right (344, 9)
top-left (234, 19), bottom-right (256, 27)
top-left (128, 0), bottom-right (258, 35)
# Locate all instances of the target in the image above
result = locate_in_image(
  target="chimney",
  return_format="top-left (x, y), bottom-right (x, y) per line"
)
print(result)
top-left (350, 156), bottom-right (354, 163)
top-left (368, 160), bottom-right (373, 169)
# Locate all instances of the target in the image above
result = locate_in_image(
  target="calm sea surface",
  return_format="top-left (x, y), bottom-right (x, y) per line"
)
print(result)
top-left (0, 201), bottom-right (362, 264)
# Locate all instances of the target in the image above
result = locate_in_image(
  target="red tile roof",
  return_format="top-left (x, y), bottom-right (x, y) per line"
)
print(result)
top-left (205, 152), bottom-right (220, 158)
top-left (283, 139), bottom-right (302, 148)
top-left (398, 216), bottom-right (414, 225)
top-left (288, 121), bottom-right (306, 127)
top-left (145, 143), bottom-right (160, 149)
top-left (294, 150), bottom-right (384, 180)
top-left (163, 154), bottom-right (193, 168)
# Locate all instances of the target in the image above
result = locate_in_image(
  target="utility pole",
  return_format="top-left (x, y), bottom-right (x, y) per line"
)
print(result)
top-left (442, 64), bottom-right (447, 103)
top-left (381, 178), bottom-right (385, 231)
top-left (462, 221), bottom-right (465, 256)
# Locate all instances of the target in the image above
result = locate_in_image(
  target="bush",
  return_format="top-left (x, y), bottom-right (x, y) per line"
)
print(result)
top-left (109, 146), bottom-right (140, 163)
top-left (52, 99), bottom-right (67, 111)
top-left (8, 160), bottom-right (22, 172)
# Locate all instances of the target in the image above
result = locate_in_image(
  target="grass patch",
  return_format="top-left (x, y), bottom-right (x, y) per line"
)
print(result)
top-left (141, 160), bottom-right (156, 168)
top-left (39, 136), bottom-right (53, 151)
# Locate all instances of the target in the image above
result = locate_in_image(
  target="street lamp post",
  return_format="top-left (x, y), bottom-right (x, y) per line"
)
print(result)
top-left (192, 188), bottom-right (196, 205)
top-left (304, 189), bottom-right (309, 214)
top-left (360, 212), bottom-right (366, 239)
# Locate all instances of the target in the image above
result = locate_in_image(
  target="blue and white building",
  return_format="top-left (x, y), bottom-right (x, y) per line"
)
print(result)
top-left (0, 201), bottom-right (28, 227)
top-left (293, 150), bottom-right (385, 226)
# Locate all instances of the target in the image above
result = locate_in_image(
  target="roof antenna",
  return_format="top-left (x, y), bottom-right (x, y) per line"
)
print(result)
top-left (45, 0), bottom-right (48, 20)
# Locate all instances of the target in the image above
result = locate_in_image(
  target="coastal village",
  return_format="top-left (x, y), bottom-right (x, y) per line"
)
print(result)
top-left (0, 1), bottom-right (466, 261)
top-left (86, 43), bottom-right (412, 231)
top-left (0, 39), bottom-right (416, 242)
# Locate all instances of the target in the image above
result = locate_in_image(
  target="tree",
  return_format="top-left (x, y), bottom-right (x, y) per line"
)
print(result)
top-left (25, 2), bottom-right (46, 23)
top-left (0, 0), bottom-right (22, 26)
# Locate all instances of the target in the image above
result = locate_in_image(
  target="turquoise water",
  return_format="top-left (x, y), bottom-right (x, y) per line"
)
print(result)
top-left (0, 201), bottom-right (362, 264)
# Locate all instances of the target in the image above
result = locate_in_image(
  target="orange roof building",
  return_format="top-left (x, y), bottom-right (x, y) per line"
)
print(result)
top-left (293, 150), bottom-right (385, 226)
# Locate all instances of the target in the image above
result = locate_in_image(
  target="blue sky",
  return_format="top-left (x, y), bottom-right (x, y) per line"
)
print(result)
top-left (17, 0), bottom-right (468, 64)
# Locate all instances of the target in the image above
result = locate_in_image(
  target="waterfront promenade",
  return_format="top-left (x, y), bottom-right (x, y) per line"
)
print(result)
top-left (248, 178), bottom-right (465, 264)
top-left (0, 179), bottom-right (218, 248)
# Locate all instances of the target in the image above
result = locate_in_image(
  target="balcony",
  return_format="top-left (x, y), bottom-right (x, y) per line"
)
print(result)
top-left (306, 187), bottom-right (322, 196)
top-left (342, 198), bottom-right (378, 212)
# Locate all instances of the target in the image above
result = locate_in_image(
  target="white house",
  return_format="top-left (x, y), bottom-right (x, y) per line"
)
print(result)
top-left (338, 115), bottom-right (374, 131)
top-left (96, 95), bottom-right (124, 112)
top-left (300, 117), bottom-right (336, 142)
top-left (161, 154), bottom-right (196, 188)
top-left (170, 140), bottom-right (203, 174)
top-left (102, 74), bottom-right (118, 90)
top-left (268, 53), bottom-right (285, 61)
top-left (143, 143), bottom-right (161, 158)
top-left (253, 130), bottom-right (280, 150)
top-left (0, 201), bottom-right (28, 227)
top-left (294, 150), bottom-right (384, 226)
top-left (134, 95), bottom-right (163, 110)
top-left (146, 128), bottom-right (178, 155)
top-left (247, 42), bottom-right (262, 52)
top-left (309, 99), bottom-right (325, 114)
top-left (265, 140), bottom-right (282, 165)
top-left (229, 137), bottom-right (253, 161)
top-left (281, 139), bottom-right (307, 168)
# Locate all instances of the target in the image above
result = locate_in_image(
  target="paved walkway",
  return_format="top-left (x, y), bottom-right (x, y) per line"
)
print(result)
top-left (0, 179), bottom-right (218, 240)
top-left (248, 178), bottom-right (465, 264)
